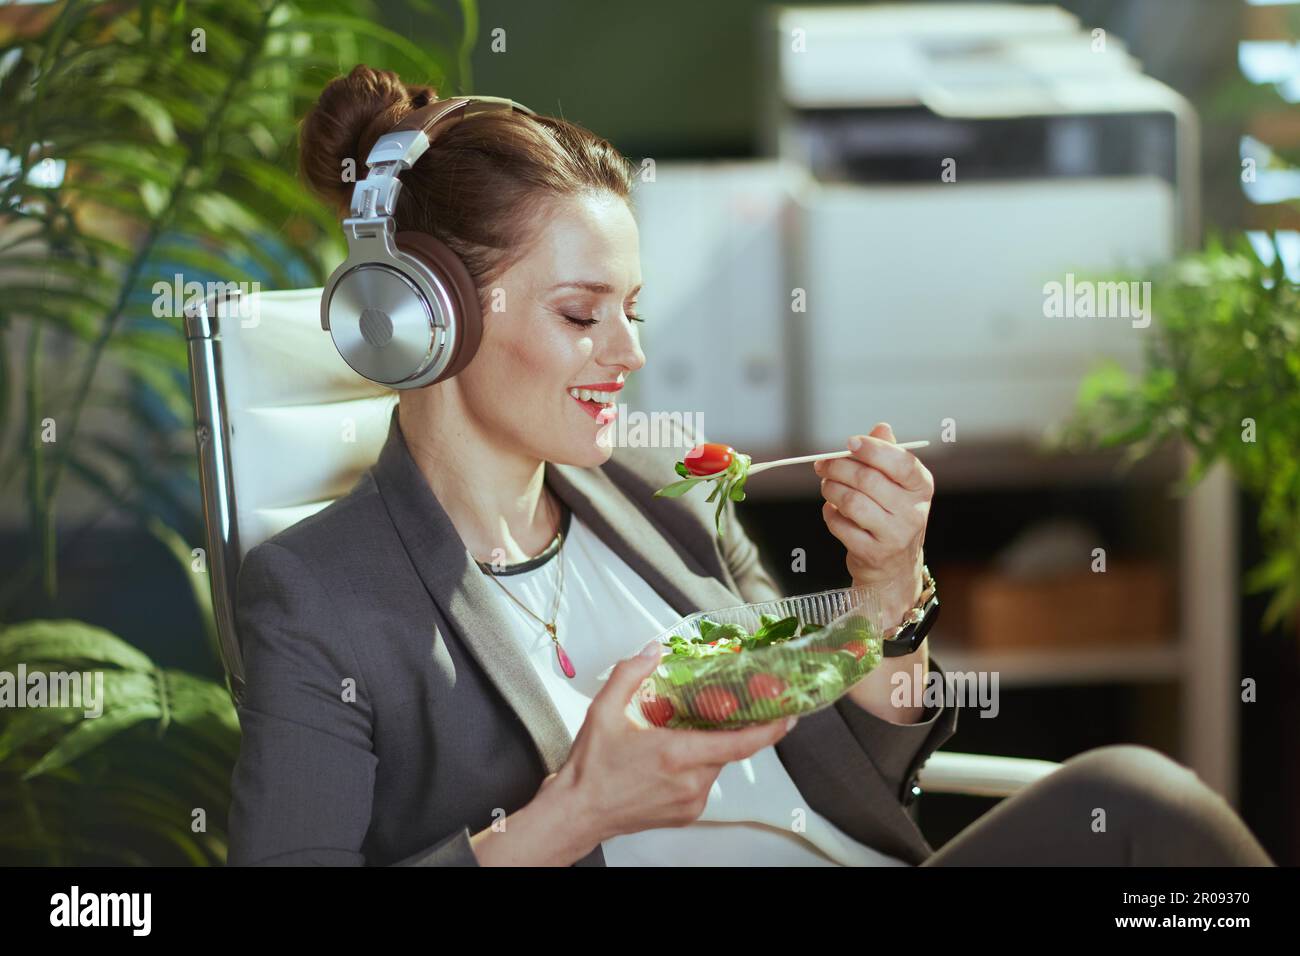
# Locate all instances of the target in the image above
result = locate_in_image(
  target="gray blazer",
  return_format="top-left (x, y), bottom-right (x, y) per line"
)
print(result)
top-left (227, 405), bottom-right (959, 866)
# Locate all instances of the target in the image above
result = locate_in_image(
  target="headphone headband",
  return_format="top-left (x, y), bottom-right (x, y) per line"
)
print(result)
top-left (390, 95), bottom-right (536, 137)
top-left (351, 95), bottom-right (535, 218)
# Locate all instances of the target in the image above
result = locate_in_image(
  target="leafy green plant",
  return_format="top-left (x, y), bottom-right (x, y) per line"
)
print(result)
top-left (1055, 234), bottom-right (1300, 631)
top-left (0, 0), bottom-right (473, 863)
top-left (0, 619), bottom-right (240, 865)
top-left (0, 0), bottom-right (469, 614)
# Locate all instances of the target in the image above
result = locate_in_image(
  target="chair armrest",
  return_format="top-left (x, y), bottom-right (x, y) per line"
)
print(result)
top-left (916, 751), bottom-right (1063, 799)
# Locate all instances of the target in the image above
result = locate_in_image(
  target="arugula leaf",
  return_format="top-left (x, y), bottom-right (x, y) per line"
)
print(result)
top-left (750, 615), bottom-right (799, 646)
top-left (728, 470), bottom-right (749, 502)
top-left (709, 623), bottom-right (748, 643)
top-left (653, 479), bottom-right (704, 498)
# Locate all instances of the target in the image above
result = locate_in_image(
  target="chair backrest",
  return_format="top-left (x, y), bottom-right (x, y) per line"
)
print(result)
top-left (184, 287), bottom-right (397, 703)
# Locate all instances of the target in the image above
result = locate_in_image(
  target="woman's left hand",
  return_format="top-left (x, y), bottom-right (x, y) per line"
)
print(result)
top-left (814, 422), bottom-right (934, 624)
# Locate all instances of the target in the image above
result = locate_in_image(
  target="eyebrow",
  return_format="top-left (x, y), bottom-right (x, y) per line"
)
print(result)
top-left (547, 281), bottom-right (643, 295)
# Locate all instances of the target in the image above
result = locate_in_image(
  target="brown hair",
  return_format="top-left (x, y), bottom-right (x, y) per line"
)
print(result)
top-left (298, 64), bottom-right (635, 310)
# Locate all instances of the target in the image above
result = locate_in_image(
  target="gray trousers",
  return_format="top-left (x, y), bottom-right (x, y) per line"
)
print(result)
top-left (920, 745), bottom-right (1277, 866)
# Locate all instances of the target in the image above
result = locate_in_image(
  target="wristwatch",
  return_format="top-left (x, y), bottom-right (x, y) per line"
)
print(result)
top-left (881, 564), bottom-right (939, 657)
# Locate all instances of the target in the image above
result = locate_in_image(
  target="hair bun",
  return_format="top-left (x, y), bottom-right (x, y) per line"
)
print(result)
top-left (299, 64), bottom-right (439, 213)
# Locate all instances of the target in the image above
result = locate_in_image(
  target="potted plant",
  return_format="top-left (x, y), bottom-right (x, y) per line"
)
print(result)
top-left (1055, 233), bottom-right (1300, 635)
top-left (0, 0), bottom-right (469, 863)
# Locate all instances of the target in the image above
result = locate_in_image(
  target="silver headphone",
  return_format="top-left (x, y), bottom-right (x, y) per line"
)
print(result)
top-left (320, 95), bottom-right (536, 389)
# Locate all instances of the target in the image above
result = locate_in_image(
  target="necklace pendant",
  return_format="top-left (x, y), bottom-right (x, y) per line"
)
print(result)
top-left (543, 623), bottom-right (576, 678)
top-left (554, 640), bottom-right (576, 679)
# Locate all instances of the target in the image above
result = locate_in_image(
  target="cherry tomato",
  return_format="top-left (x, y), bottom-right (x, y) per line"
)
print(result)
top-left (747, 673), bottom-right (788, 700)
top-left (639, 695), bottom-right (675, 727)
top-left (692, 686), bottom-right (740, 722)
top-left (838, 640), bottom-right (870, 660)
top-left (684, 443), bottom-right (735, 477)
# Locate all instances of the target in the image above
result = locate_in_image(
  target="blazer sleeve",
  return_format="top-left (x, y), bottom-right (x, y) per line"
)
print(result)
top-left (831, 657), bottom-right (959, 802)
top-left (717, 494), bottom-right (958, 804)
top-left (227, 540), bottom-right (480, 866)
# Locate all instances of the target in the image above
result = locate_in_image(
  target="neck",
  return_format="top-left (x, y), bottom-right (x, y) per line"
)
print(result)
top-left (397, 392), bottom-right (560, 565)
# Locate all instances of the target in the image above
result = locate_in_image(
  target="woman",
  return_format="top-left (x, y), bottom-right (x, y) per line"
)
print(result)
top-left (226, 65), bottom-right (1274, 867)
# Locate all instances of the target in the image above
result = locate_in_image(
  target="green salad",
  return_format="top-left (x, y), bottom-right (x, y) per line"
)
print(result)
top-left (663, 613), bottom-right (818, 657)
top-left (638, 612), bottom-right (882, 728)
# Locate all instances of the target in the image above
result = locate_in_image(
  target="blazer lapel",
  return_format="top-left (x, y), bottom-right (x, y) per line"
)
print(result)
top-left (370, 406), bottom-right (737, 781)
top-left (372, 406), bottom-right (571, 778)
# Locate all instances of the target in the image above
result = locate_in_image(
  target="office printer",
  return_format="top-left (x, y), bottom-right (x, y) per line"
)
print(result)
top-left (631, 3), bottom-right (1197, 452)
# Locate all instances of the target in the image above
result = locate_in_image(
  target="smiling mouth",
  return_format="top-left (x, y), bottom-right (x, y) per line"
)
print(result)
top-left (566, 387), bottom-right (619, 406)
top-left (567, 387), bottom-right (620, 422)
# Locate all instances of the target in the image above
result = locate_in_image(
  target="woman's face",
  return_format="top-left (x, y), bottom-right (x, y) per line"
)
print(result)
top-left (456, 191), bottom-right (646, 468)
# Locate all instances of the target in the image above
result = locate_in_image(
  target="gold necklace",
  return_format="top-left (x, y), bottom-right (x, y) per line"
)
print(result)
top-left (480, 491), bottom-right (575, 678)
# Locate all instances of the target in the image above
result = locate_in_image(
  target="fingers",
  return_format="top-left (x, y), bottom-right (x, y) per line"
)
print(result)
top-left (593, 642), bottom-right (664, 721)
top-left (821, 486), bottom-right (900, 547)
top-left (822, 498), bottom-right (891, 557)
top-left (843, 423), bottom-right (929, 492)
top-left (818, 459), bottom-right (910, 517)
top-left (818, 463), bottom-right (931, 546)
top-left (664, 713), bottom-right (795, 767)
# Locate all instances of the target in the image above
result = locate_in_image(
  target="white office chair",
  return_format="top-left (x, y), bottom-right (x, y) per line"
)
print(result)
top-left (183, 287), bottom-right (1062, 801)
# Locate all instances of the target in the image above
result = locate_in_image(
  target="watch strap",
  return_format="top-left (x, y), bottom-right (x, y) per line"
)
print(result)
top-left (882, 564), bottom-right (939, 657)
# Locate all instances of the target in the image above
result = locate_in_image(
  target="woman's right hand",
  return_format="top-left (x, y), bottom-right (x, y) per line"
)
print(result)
top-left (547, 641), bottom-right (798, 856)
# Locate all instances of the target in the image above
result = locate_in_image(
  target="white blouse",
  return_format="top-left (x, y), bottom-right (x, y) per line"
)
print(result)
top-left (474, 501), bottom-right (911, 867)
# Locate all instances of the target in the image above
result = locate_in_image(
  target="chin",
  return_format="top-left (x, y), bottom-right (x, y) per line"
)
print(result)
top-left (546, 424), bottom-right (616, 468)
top-left (574, 433), bottom-right (617, 468)
top-left (592, 434), bottom-right (618, 464)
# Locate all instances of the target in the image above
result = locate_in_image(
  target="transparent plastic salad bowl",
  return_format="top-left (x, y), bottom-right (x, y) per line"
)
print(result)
top-left (608, 585), bottom-right (886, 731)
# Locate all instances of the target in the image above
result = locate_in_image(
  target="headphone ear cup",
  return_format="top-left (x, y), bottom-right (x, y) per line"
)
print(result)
top-left (395, 230), bottom-right (483, 383)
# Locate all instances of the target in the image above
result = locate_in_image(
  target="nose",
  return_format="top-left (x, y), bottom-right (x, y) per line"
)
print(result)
top-left (602, 313), bottom-right (646, 375)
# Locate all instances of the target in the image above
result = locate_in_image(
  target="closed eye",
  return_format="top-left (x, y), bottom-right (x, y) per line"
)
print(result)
top-left (562, 313), bottom-right (646, 327)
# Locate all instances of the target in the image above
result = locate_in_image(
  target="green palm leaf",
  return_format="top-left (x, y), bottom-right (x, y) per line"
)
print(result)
top-left (0, 0), bottom-right (473, 864)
